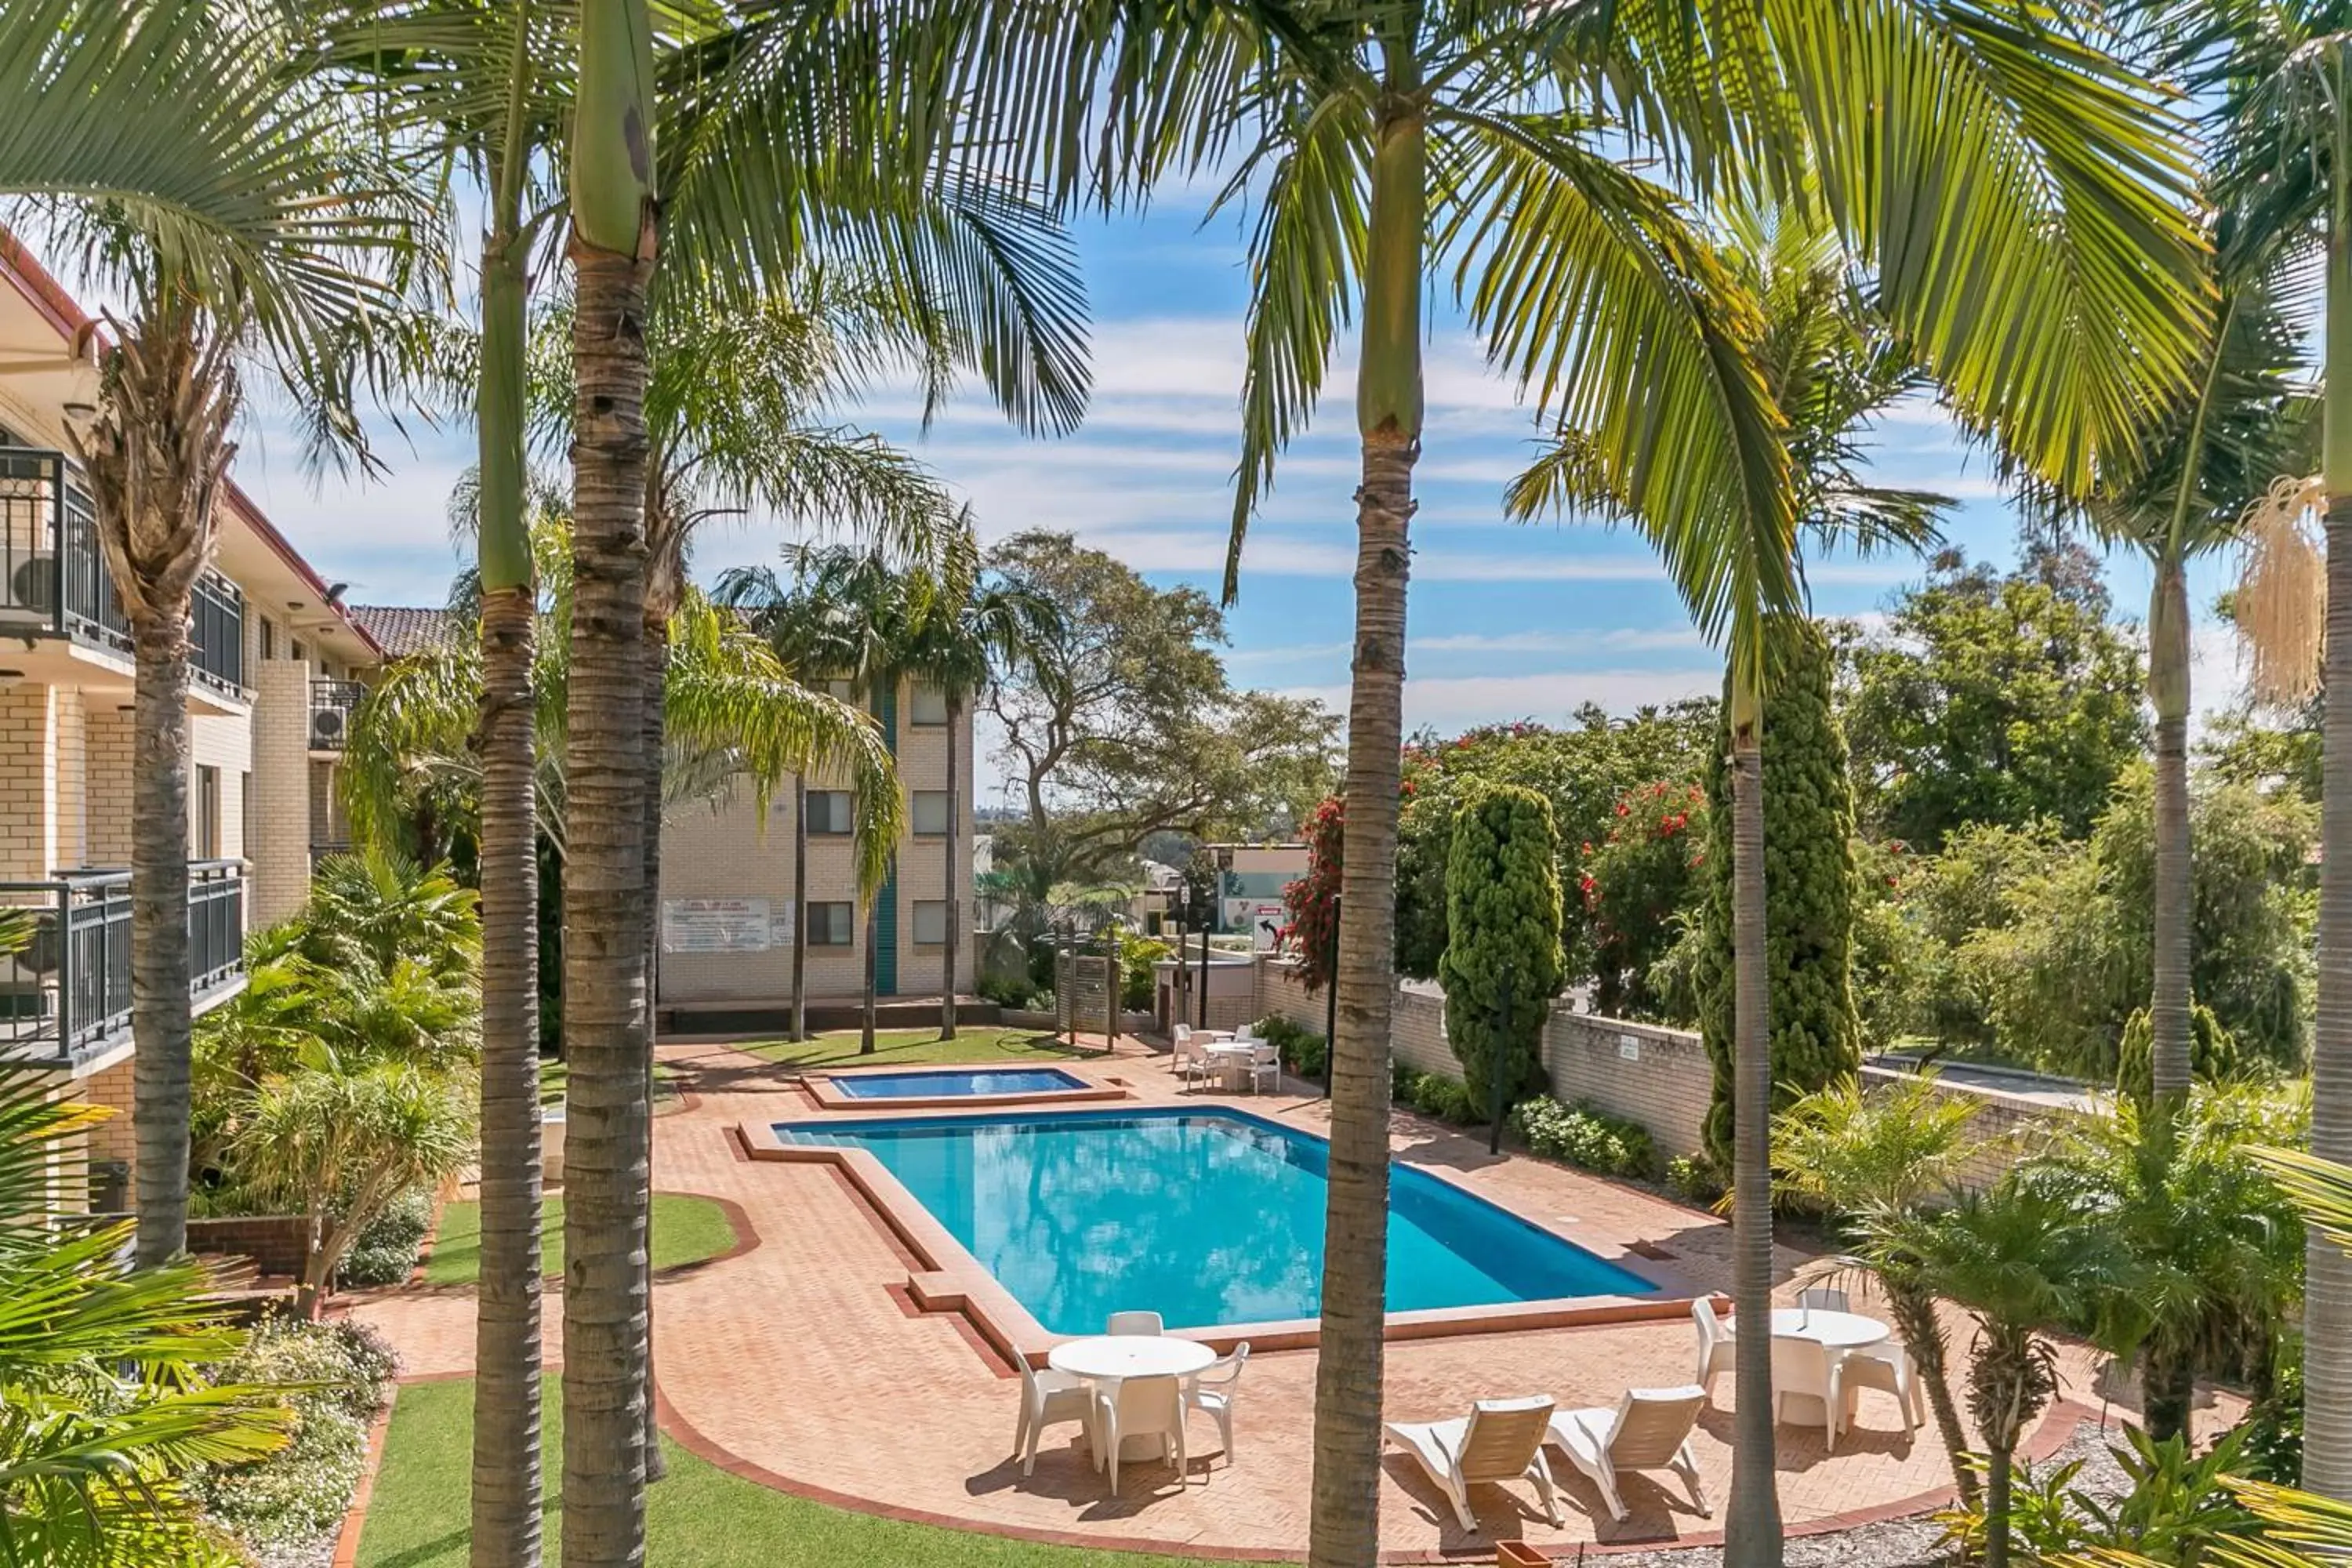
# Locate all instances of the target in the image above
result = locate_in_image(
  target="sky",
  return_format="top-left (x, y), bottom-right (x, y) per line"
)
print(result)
top-left (225, 192), bottom-right (2256, 804)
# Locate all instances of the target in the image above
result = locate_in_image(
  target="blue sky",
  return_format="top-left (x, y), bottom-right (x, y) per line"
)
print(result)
top-left (230, 193), bottom-right (2249, 794)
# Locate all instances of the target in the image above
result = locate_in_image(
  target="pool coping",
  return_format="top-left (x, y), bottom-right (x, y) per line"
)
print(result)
top-left (801, 1065), bottom-right (1131, 1112)
top-left (737, 1103), bottom-right (1715, 1370)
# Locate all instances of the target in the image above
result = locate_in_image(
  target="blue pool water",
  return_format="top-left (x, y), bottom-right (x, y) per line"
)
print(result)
top-left (779, 1108), bottom-right (1653, 1334)
top-left (831, 1066), bottom-right (1090, 1099)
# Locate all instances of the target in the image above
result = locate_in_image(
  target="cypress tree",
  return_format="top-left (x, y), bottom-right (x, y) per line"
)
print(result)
top-left (1696, 619), bottom-right (1861, 1171)
top-left (1440, 785), bottom-right (1565, 1110)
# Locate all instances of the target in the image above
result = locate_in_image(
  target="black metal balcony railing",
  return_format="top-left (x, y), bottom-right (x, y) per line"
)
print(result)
top-left (309, 679), bottom-right (363, 750)
top-left (0, 862), bottom-right (246, 1068)
top-left (0, 448), bottom-right (246, 696)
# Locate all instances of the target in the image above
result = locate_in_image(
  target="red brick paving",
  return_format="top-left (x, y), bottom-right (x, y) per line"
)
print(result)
top-left (346, 1037), bottom-right (2189, 1560)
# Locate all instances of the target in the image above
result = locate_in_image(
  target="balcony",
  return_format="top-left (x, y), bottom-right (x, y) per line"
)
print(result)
top-left (0, 447), bottom-right (247, 703)
top-left (0, 861), bottom-right (247, 1069)
top-left (309, 679), bottom-right (363, 752)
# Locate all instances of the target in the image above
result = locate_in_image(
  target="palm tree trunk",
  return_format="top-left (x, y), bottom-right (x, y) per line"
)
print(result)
top-left (1885, 1283), bottom-right (1976, 1507)
top-left (862, 896), bottom-right (880, 1052)
top-left (2148, 559), bottom-right (2194, 1112)
top-left (1984, 1436), bottom-right (2016, 1568)
top-left (473, 585), bottom-right (543, 1568)
top-left (639, 617), bottom-right (668, 1485)
top-left (792, 777), bottom-right (808, 1041)
top-left (131, 615), bottom-right (194, 1267)
top-left (1726, 720), bottom-right (1784, 1568)
top-left (471, 154), bottom-right (544, 1565)
top-left (1308, 70), bottom-right (1421, 1568)
top-left (942, 695), bottom-right (960, 1040)
top-left (562, 2), bottom-right (659, 1552)
top-left (2307, 174), bottom-right (2352, 1502)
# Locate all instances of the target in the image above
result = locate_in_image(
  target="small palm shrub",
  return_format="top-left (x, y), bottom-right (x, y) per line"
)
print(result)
top-left (1512, 1095), bottom-right (1657, 1178)
top-left (1934, 1427), bottom-right (2261, 1568)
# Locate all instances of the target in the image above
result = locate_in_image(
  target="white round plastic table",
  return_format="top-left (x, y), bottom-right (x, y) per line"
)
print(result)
top-left (1049, 1336), bottom-right (1217, 1459)
top-left (1723, 1308), bottom-right (1889, 1427)
top-left (1203, 1041), bottom-right (1257, 1091)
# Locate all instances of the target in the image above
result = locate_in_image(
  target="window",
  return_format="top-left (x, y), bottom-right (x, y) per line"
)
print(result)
top-left (911, 790), bottom-right (951, 836)
top-left (909, 684), bottom-right (949, 725)
top-left (260, 618), bottom-right (277, 661)
top-left (822, 678), bottom-right (858, 704)
top-left (808, 902), bottom-right (855, 946)
top-left (196, 767), bottom-right (220, 859)
top-left (290, 637), bottom-right (307, 664)
top-left (806, 790), bottom-right (854, 834)
top-left (913, 900), bottom-right (948, 946)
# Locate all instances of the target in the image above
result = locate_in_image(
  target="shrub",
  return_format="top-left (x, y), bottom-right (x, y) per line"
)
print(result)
top-left (1512, 1095), bottom-right (1657, 1178)
top-left (2115, 1004), bottom-right (2243, 1109)
top-left (1666, 1154), bottom-right (1722, 1205)
top-left (1694, 620), bottom-right (1862, 1170)
top-left (1439, 785), bottom-right (1565, 1112)
top-left (1258, 1015), bottom-right (1327, 1079)
top-left (337, 1185), bottom-right (433, 1286)
top-left (1117, 935), bottom-right (1171, 1011)
top-left (1933, 1427), bottom-right (2259, 1568)
top-left (1581, 780), bottom-right (1710, 1021)
top-left (1283, 795), bottom-right (1345, 993)
top-left (1392, 1067), bottom-right (1483, 1125)
top-left (191, 1316), bottom-right (401, 1551)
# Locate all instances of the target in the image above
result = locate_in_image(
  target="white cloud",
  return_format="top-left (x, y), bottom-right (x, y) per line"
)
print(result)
top-left (1412, 626), bottom-right (1705, 655)
top-left (1281, 665), bottom-right (1722, 731)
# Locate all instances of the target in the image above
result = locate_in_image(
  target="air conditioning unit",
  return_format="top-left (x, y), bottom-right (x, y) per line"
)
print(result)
top-left (2, 554), bottom-right (55, 620)
top-left (309, 706), bottom-right (348, 747)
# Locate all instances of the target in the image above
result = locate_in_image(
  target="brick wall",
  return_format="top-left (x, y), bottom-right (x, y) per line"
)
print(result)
top-left (248, 659), bottom-right (314, 926)
top-left (187, 709), bottom-right (250, 860)
top-left (82, 706), bottom-right (133, 866)
top-left (0, 686), bottom-right (52, 878)
top-left (186, 1214), bottom-right (311, 1278)
top-left (1254, 957), bottom-right (2074, 1185)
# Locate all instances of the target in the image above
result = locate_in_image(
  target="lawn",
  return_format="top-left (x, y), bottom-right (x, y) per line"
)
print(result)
top-left (539, 1055), bottom-right (679, 1106)
top-left (359, 1377), bottom-right (1222, 1568)
top-left (424, 1194), bottom-right (738, 1286)
top-left (742, 1026), bottom-right (1094, 1071)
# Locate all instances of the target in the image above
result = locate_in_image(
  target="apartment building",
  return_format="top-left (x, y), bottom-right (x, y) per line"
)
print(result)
top-left (0, 238), bottom-right (380, 1196)
top-left (657, 676), bottom-right (975, 1029)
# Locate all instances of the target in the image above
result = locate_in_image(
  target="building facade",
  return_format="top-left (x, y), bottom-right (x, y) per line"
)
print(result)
top-left (657, 676), bottom-right (976, 1026)
top-left (0, 237), bottom-right (379, 1200)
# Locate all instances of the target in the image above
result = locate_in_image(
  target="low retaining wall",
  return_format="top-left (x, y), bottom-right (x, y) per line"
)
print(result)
top-left (187, 1214), bottom-right (310, 1278)
top-left (1254, 957), bottom-right (2078, 1185)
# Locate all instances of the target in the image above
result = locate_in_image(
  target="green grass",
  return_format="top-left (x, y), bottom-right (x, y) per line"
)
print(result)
top-left (741, 1026), bottom-right (1091, 1071)
top-left (539, 1056), bottom-right (679, 1106)
top-left (359, 1377), bottom-right (1221, 1568)
top-left (423, 1195), bottom-right (737, 1286)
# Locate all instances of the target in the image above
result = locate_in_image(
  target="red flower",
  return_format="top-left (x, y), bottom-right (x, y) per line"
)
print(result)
top-left (1614, 802), bottom-right (1629, 817)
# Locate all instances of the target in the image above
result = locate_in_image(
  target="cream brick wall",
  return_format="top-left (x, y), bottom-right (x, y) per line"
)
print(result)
top-left (248, 659), bottom-right (314, 925)
top-left (82, 706), bottom-right (133, 866)
top-left (655, 677), bottom-right (975, 1005)
top-left (0, 687), bottom-right (54, 878)
top-left (53, 690), bottom-right (85, 869)
top-left (188, 708), bottom-right (250, 861)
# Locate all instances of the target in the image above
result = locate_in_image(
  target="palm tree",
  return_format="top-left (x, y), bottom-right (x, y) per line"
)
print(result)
top-left (1770, 1073), bottom-right (1994, 1504)
top-left (902, 522), bottom-right (1062, 1038)
top-left (943, 8), bottom-right (2205, 1557)
top-left (1520, 198), bottom-right (1949, 1544)
top-left (1897, 1177), bottom-right (2126, 1568)
top-left (27, 11), bottom-right (419, 1272)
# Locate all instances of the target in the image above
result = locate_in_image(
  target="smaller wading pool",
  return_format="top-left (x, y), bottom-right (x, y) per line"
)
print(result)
top-left (836, 1067), bottom-right (1089, 1099)
top-left (800, 1064), bottom-right (1130, 1112)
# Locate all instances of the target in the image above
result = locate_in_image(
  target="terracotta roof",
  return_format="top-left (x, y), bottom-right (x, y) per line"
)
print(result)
top-left (349, 604), bottom-right (459, 660)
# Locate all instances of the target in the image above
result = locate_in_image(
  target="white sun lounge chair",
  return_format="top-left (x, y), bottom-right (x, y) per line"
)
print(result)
top-left (1383, 1395), bottom-right (1564, 1533)
top-left (1094, 1373), bottom-right (1187, 1493)
top-left (1014, 1359), bottom-right (1094, 1476)
top-left (1546, 1385), bottom-right (1710, 1522)
top-left (1691, 1298), bottom-right (1734, 1397)
top-left (1106, 1309), bottom-right (1165, 1336)
top-left (1185, 1343), bottom-right (1250, 1465)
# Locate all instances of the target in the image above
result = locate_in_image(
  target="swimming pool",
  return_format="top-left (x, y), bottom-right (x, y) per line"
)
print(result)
top-left (829, 1066), bottom-right (1092, 1100)
top-left (777, 1107), bottom-right (1653, 1334)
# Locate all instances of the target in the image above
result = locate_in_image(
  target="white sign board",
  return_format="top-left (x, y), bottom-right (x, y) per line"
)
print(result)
top-left (1247, 901), bottom-right (1286, 952)
top-left (768, 903), bottom-right (794, 946)
top-left (661, 898), bottom-right (771, 953)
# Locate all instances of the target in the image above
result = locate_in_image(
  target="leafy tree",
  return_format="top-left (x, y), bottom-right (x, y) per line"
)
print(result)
top-left (1282, 796), bottom-right (1345, 996)
top-left (1438, 787), bottom-right (1564, 1112)
top-left (1581, 780), bottom-right (1710, 1021)
top-left (983, 530), bottom-right (1340, 902)
top-left (2117, 1006), bottom-right (2244, 1109)
top-left (302, 851), bottom-right (480, 983)
top-left (1395, 704), bottom-right (1717, 982)
top-left (1771, 1073), bottom-right (1993, 1505)
top-left (1693, 620), bottom-right (1862, 1171)
top-left (230, 1063), bottom-right (474, 1316)
top-left (1838, 548), bottom-right (2147, 848)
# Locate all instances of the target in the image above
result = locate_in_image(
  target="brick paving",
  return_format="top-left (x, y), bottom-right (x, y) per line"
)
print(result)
top-left (346, 1037), bottom-right (2169, 1560)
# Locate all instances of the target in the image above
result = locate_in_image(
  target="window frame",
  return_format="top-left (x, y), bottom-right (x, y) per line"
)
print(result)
top-left (910, 789), bottom-right (952, 837)
top-left (806, 789), bottom-right (855, 835)
top-left (808, 901), bottom-right (856, 946)
top-left (909, 684), bottom-right (949, 726)
top-left (912, 899), bottom-right (948, 946)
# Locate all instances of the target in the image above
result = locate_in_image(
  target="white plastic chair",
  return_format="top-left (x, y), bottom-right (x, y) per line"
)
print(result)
top-left (1383, 1395), bottom-right (1564, 1534)
top-left (1546, 1385), bottom-right (1710, 1522)
top-left (1691, 1298), bottom-right (1735, 1397)
top-left (1185, 1343), bottom-right (1250, 1465)
top-left (1014, 1359), bottom-right (1094, 1476)
top-left (1770, 1336), bottom-right (1844, 1450)
top-left (1835, 1339), bottom-right (1922, 1432)
top-left (1247, 1040), bottom-right (1280, 1094)
top-left (1094, 1373), bottom-right (1187, 1492)
top-left (1231, 1022), bottom-right (1258, 1045)
top-left (1797, 1286), bottom-right (1850, 1312)
top-left (1171, 1025), bottom-right (1209, 1087)
top-left (1105, 1309), bottom-right (1165, 1336)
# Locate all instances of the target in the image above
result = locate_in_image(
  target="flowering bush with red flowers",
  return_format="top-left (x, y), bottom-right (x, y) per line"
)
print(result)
top-left (1281, 794), bottom-right (1345, 994)
top-left (1580, 780), bottom-right (1711, 1021)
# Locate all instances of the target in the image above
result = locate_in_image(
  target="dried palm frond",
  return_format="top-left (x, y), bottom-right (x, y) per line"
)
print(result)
top-left (2234, 472), bottom-right (2327, 704)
